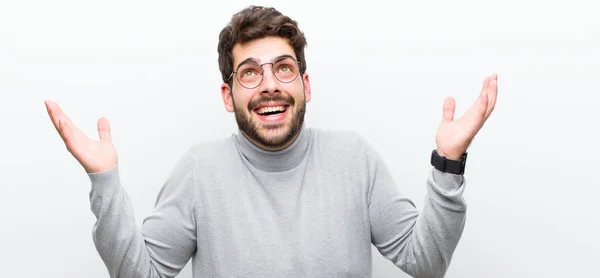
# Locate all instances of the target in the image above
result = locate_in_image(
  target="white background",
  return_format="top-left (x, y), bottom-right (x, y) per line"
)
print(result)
top-left (1, 0), bottom-right (599, 277)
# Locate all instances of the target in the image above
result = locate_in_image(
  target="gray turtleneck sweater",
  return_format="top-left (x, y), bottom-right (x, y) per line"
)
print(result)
top-left (88, 126), bottom-right (466, 278)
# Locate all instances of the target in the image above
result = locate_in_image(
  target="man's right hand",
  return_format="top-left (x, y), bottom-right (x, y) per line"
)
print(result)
top-left (45, 100), bottom-right (118, 174)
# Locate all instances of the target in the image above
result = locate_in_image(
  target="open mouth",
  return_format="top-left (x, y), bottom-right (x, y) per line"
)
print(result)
top-left (253, 105), bottom-right (290, 122)
top-left (255, 105), bottom-right (288, 116)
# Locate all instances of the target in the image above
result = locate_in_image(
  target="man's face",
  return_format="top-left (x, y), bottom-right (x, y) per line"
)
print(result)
top-left (221, 36), bottom-right (311, 151)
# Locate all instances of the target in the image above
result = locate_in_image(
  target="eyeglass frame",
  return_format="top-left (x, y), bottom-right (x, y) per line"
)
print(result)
top-left (227, 55), bottom-right (302, 89)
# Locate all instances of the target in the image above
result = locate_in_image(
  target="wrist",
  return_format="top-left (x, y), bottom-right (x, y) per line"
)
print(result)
top-left (430, 150), bottom-right (468, 175)
top-left (436, 149), bottom-right (463, 160)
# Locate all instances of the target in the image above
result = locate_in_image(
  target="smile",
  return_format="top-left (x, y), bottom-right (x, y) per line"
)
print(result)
top-left (255, 105), bottom-right (288, 116)
top-left (253, 104), bottom-right (290, 122)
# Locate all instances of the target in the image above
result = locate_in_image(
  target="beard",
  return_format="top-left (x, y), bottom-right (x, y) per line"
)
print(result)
top-left (233, 93), bottom-right (306, 150)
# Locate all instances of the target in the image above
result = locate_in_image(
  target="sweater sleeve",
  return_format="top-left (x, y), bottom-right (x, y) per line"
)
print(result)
top-left (366, 142), bottom-right (467, 278)
top-left (88, 150), bottom-right (198, 278)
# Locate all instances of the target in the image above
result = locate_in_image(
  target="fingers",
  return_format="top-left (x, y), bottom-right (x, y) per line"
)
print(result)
top-left (58, 115), bottom-right (77, 148)
top-left (46, 100), bottom-right (73, 140)
top-left (485, 74), bottom-right (498, 119)
top-left (97, 117), bottom-right (112, 142)
top-left (45, 100), bottom-right (62, 133)
top-left (44, 100), bottom-right (84, 147)
top-left (460, 76), bottom-right (490, 127)
top-left (442, 97), bottom-right (456, 122)
top-left (477, 77), bottom-right (489, 117)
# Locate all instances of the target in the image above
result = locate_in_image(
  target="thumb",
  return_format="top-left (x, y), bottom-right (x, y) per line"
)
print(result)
top-left (442, 97), bottom-right (455, 122)
top-left (97, 117), bottom-right (112, 142)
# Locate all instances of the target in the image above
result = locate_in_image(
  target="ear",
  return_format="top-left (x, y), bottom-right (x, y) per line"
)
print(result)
top-left (221, 83), bottom-right (235, 112)
top-left (302, 73), bottom-right (311, 103)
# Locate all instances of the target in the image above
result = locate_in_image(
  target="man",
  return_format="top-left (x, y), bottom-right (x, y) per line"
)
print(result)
top-left (45, 5), bottom-right (498, 278)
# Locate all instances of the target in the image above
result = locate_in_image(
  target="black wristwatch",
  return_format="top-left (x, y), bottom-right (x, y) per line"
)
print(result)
top-left (430, 149), bottom-right (468, 175)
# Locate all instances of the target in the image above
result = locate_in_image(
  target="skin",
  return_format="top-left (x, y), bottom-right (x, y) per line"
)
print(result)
top-left (436, 74), bottom-right (498, 160)
top-left (44, 37), bottom-right (497, 173)
top-left (220, 36), bottom-right (311, 151)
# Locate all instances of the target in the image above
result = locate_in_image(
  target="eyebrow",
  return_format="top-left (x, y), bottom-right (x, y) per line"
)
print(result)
top-left (235, 54), bottom-right (296, 70)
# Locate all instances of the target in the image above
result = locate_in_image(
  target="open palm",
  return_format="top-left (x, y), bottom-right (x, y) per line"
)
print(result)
top-left (45, 100), bottom-right (118, 173)
top-left (435, 74), bottom-right (498, 160)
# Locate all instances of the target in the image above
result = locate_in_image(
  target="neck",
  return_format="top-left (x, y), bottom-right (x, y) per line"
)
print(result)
top-left (240, 130), bottom-right (301, 152)
top-left (235, 125), bottom-right (311, 172)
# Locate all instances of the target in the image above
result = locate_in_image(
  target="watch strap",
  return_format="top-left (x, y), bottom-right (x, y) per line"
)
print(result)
top-left (430, 150), bottom-right (467, 175)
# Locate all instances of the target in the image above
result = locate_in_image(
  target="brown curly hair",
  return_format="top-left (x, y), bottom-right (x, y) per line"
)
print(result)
top-left (217, 6), bottom-right (308, 87)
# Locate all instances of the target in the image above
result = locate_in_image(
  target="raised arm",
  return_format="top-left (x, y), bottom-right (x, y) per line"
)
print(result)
top-left (45, 101), bottom-right (197, 277)
top-left (369, 74), bottom-right (498, 277)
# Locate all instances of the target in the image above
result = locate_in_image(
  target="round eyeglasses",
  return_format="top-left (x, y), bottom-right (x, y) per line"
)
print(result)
top-left (228, 57), bottom-right (301, 89)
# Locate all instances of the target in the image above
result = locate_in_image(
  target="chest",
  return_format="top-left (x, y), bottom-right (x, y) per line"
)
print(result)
top-left (193, 163), bottom-right (372, 277)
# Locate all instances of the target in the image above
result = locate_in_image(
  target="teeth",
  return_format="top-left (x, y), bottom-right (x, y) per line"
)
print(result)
top-left (257, 106), bottom-right (286, 115)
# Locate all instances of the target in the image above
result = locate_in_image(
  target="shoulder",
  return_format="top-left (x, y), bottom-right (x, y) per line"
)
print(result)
top-left (308, 127), bottom-right (376, 159)
top-left (184, 135), bottom-right (239, 167)
top-left (164, 137), bottom-right (233, 175)
top-left (188, 135), bottom-right (237, 156)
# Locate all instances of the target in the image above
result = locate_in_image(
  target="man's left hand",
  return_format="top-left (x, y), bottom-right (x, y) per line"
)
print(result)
top-left (435, 74), bottom-right (498, 160)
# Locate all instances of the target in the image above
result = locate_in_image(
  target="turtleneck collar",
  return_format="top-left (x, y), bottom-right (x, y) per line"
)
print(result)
top-left (235, 125), bottom-right (311, 172)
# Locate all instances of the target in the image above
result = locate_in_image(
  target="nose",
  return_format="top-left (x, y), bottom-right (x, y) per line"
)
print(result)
top-left (259, 63), bottom-right (279, 94)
